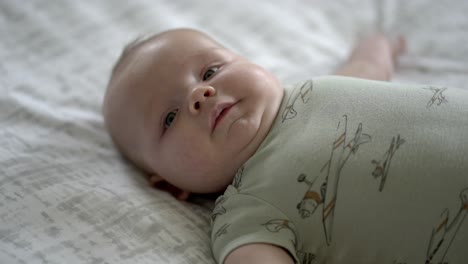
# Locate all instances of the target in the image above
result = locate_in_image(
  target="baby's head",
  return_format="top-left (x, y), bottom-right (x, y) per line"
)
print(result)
top-left (103, 28), bottom-right (283, 198)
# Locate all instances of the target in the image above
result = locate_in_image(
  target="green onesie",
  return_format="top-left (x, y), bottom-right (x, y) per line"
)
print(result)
top-left (210, 76), bottom-right (468, 264)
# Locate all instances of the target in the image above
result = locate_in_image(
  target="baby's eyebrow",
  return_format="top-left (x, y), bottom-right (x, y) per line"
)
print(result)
top-left (180, 47), bottom-right (226, 72)
top-left (186, 47), bottom-right (225, 61)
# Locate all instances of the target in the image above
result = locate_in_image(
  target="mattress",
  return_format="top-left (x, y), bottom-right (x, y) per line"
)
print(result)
top-left (1, 0), bottom-right (467, 263)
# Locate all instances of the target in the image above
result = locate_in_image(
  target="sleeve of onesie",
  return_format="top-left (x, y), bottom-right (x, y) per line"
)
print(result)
top-left (210, 192), bottom-right (300, 264)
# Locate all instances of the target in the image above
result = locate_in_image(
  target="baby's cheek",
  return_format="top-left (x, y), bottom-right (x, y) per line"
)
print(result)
top-left (172, 140), bottom-right (206, 166)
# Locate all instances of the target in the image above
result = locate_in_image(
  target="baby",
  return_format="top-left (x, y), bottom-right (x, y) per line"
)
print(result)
top-left (103, 28), bottom-right (468, 264)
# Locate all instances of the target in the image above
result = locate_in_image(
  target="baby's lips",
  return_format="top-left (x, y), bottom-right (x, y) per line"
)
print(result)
top-left (210, 101), bottom-right (236, 132)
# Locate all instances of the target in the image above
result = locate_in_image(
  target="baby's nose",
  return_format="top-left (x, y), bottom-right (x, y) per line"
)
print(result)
top-left (188, 86), bottom-right (216, 114)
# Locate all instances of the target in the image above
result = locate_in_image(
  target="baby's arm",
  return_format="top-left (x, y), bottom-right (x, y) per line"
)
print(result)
top-left (224, 243), bottom-right (294, 264)
top-left (334, 33), bottom-right (405, 81)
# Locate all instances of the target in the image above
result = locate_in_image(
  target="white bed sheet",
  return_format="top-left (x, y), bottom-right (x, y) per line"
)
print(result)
top-left (1, 1), bottom-right (467, 263)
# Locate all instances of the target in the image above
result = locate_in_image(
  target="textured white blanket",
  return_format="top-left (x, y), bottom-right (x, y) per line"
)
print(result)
top-left (1, 0), bottom-right (467, 263)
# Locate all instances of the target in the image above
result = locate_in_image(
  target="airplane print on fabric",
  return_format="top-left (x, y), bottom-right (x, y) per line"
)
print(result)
top-left (214, 223), bottom-right (231, 240)
top-left (425, 187), bottom-right (468, 264)
top-left (232, 167), bottom-right (244, 189)
top-left (371, 134), bottom-right (405, 192)
top-left (296, 115), bottom-right (372, 245)
top-left (262, 218), bottom-right (320, 264)
top-left (263, 218), bottom-right (299, 248)
top-left (282, 80), bottom-right (313, 123)
top-left (211, 194), bottom-right (227, 228)
top-left (424, 87), bottom-right (448, 108)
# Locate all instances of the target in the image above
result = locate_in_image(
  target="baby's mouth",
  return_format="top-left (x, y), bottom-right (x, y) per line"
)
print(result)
top-left (211, 102), bottom-right (236, 133)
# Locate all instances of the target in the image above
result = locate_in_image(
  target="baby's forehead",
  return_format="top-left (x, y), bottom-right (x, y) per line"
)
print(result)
top-left (146, 30), bottom-right (223, 57)
top-left (113, 30), bottom-right (226, 100)
top-left (119, 29), bottom-right (222, 69)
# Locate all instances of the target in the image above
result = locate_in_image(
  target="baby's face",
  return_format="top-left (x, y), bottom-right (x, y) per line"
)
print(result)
top-left (106, 29), bottom-right (283, 193)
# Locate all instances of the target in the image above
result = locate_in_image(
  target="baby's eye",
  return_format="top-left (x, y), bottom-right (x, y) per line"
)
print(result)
top-left (164, 109), bottom-right (178, 129)
top-left (202, 66), bottom-right (219, 81)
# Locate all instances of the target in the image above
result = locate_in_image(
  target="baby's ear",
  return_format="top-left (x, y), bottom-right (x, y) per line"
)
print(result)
top-left (148, 174), bottom-right (191, 201)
